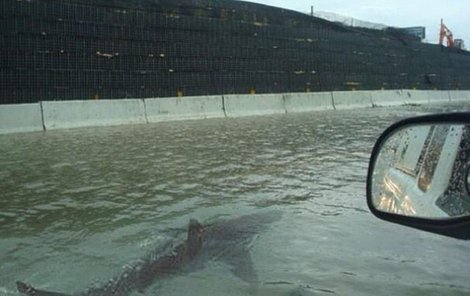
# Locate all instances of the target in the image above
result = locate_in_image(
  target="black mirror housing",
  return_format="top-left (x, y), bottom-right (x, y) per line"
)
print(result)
top-left (367, 113), bottom-right (470, 240)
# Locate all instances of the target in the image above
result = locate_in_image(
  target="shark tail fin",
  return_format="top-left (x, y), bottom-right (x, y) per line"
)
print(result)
top-left (16, 281), bottom-right (71, 296)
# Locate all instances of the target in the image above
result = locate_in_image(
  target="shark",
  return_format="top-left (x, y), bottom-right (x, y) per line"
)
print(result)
top-left (16, 210), bottom-right (281, 296)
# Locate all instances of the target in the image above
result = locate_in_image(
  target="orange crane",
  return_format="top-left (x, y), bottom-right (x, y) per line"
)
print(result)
top-left (439, 19), bottom-right (455, 47)
top-left (439, 19), bottom-right (466, 49)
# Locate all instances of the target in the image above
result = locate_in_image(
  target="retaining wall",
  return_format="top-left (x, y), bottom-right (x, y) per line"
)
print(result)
top-left (1, 90), bottom-right (468, 135)
top-left (42, 99), bottom-right (146, 130)
top-left (0, 103), bottom-right (43, 134)
top-left (145, 96), bottom-right (225, 122)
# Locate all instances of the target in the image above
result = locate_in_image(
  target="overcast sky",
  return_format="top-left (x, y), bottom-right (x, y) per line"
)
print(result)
top-left (244, 0), bottom-right (469, 45)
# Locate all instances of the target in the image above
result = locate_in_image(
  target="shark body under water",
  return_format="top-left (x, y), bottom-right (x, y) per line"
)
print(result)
top-left (16, 211), bottom-right (281, 296)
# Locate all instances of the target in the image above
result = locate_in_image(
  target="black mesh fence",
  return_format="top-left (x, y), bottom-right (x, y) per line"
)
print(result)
top-left (1, 0), bottom-right (470, 104)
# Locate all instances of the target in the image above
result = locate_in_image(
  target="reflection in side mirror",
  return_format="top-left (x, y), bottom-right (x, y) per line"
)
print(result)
top-left (369, 122), bottom-right (470, 219)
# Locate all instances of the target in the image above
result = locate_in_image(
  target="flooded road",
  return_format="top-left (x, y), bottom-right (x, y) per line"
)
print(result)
top-left (1, 103), bottom-right (470, 296)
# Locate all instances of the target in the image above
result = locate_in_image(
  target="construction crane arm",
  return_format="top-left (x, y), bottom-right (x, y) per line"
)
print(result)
top-left (439, 19), bottom-right (455, 48)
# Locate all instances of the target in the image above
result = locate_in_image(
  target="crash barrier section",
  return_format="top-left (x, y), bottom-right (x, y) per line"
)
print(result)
top-left (41, 99), bottom-right (147, 130)
top-left (426, 90), bottom-right (451, 103)
top-left (283, 92), bottom-right (335, 113)
top-left (400, 90), bottom-right (430, 104)
top-left (332, 91), bottom-right (373, 110)
top-left (367, 90), bottom-right (451, 106)
top-left (370, 90), bottom-right (406, 107)
top-left (0, 103), bottom-right (44, 134)
top-left (223, 94), bottom-right (286, 117)
top-left (145, 96), bottom-right (225, 123)
top-left (449, 91), bottom-right (470, 102)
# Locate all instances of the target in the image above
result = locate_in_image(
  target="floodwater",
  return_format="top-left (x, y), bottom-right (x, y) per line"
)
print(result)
top-left (1, 103), bottom-right (470, 296)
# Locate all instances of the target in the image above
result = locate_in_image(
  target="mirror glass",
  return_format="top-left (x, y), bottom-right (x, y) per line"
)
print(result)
top-left (370, 123), bottom-right (470, 219)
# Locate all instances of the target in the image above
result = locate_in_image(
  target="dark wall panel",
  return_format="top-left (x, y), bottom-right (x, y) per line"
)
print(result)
top-left (1, 0), bottom-right (469, 104)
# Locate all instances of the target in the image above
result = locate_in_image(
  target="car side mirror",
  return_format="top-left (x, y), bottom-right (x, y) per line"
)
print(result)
top-left (367, 113), bottom-right (470, 240)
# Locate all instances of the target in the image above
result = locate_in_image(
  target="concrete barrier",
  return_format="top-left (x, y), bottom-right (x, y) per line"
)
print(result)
top-left (426, 90), bottom-right (450, 103)
top-left (2, 90), bottom-right (468, 135)
top-left (401, 90), bottom-right (430, 104)
top-left (42, 99), bottom-right (146, 130)
top-left (283, 92), bottom-right (334, 113)
top-left (370, 90), bottom-right (406, 107)
top-left (145, 96), bottom-right (225, 122)
top-left (224, 94), bottom-right (286, 117)
top-left (0, 103), bottom-right (44, 134)
top-left (332, 91), bottom-right (373, 109)
top-left (449, 90), bottom-right (470, 102)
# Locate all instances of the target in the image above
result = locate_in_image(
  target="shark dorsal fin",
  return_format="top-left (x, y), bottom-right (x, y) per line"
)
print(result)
top-left (187, 219), bottom-right (203, 257)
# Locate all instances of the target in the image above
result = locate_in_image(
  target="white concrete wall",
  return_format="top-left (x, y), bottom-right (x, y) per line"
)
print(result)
top-left (283, 92), bottom-right (334, 113)
top-left (145, 96), bottom-right (224, 122)
top-left (42, 99), bottom-right (146, 130)
top-left (449, 90), bottom-right (470, 102)
top-left (0, 103), bottom-right (44, 134)
top-left (426, 90), bottom-right (450, 103)
top-left (224, 94), bottom-right (286, 117)
top-left (371, 90), bottom-right (406, 107)
top-left (401, 90), bottom-right (430, 104)
top-left (332, 91), bottom-right (373, 109)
